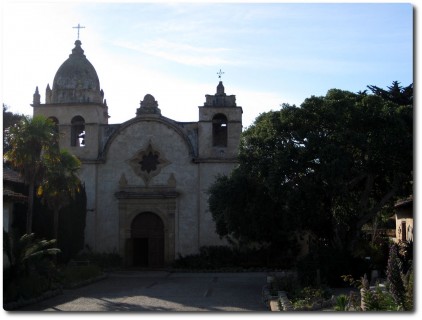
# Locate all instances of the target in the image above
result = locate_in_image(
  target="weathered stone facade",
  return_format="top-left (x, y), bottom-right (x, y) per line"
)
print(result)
top-left (32, 40), bottom-right (242, 267)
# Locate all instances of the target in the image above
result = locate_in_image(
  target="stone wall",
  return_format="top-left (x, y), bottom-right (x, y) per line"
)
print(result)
top-left (96, 117), bottom-right (199, 258)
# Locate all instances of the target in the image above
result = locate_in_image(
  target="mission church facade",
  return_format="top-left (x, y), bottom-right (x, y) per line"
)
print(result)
top-left (31, 39), bottom-right (242, 267)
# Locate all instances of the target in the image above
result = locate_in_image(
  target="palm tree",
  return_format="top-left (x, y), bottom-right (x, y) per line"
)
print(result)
top-left (4, 115), bottom-right (58, 234)
top-left (37, 149), bottom-right (81, 241)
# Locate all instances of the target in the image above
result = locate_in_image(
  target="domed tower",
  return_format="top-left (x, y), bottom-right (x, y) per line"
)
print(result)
top-left (32, 39), bottom-right (109, 160)
top-left (50, 40), bottom-right (104, 105)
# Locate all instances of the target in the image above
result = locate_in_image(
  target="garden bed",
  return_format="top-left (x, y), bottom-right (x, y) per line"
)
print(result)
top-left (4, 288), bottom-right (63, 311)
top-left (5, 264), bottom-right (107, 310)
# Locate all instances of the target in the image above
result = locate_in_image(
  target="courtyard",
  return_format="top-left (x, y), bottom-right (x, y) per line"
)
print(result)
top-left (16, 271), bottom-right (268, 312)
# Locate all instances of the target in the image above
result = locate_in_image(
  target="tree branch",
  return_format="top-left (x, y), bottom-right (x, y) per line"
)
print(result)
top-left (356, 180), bottom-right (399, 231)
top-left (359, 174), bottom-right (374, 210)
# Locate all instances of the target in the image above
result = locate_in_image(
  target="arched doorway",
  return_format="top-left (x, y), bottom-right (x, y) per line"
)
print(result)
top-left (131, 212), bottom-right (164, 267)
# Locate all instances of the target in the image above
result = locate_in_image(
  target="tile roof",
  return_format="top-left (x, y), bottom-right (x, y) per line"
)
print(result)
top-left (394, 195), bottom-right (413, 208)
top-left (3, 189), bottom-right (28, 202)
top-left (3, 167), bottom-right (24, 183)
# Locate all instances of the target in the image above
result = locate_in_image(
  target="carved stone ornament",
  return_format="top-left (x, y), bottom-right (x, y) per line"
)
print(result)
top-left (136, 94), bottom-right (161, 116)
top-left (119, 173), bottom-right (128, 187)
top-left (128, 143), bottom-right (170, 186)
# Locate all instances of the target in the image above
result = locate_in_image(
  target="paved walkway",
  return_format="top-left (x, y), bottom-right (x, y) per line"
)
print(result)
top-left (16, 271), bottom-right (269, 312)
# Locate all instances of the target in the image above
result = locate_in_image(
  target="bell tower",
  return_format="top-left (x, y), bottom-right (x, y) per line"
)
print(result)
top-left (196, 75), bottom-right (242, 248)
top-left (198, 79), bottom-right (242, 161)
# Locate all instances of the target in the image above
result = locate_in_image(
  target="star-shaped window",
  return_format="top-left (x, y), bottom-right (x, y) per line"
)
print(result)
top-left (139, 151), bottom-right (160, 173)
top-left (129, 143), bottom-right (170, 185)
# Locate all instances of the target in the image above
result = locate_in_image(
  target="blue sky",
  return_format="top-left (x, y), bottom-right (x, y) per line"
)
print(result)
top-left (1, 1), bottom-right (414, 127)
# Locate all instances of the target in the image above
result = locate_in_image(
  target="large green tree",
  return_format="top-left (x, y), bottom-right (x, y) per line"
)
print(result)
top-left (367, 81), bottom-right (413, 106)
top-left (209, 85), bottom-right (412, 253)
top-left (37, 149), bottom-right (81, 241)
top-left (4, 115), bottom-right (58, 234)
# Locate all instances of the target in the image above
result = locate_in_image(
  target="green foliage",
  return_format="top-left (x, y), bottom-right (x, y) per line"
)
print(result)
top-left (297, 246), bottom-right (367, 287)
top-left (4, 113), bottom-right (85, 261)
top-left (290, 286), bottom-right (332, 309)
top-left (362, 285), bottom-right (399, 311)
top-left (4, 274), bottom-right (53, 303)
top-left (172, 245), bottom-right (294, 270)
top-left (386, 242), bottom-right (406, 307)
top-left (3, 231), bottom-right (61, 303)
top-left (352, 236), bottom-right (390, 277)
top-left (334, 294), bottom-right (348, 311)
top-left (208, 84), bottom-right (413, 259)
top-left (57, 184), bottom-right (87, 262)
top-left (4, 115), bottom-right (58, 185)
top-left (32, 184), bottom-right (87, 263)
top-left (367, 81), bottom-right (413, 106)
top-left (61, 265), bottom-right (102, 288)
top-left (208, 171), bottom-right (300, 255)
top-left (37, 148), bottom-right (81, 240)
top-left (4, 232), bottom-right (60, 276)
top-left (270, 275), bottom-right (300, 296)
top-left (402, 267), bottom-right (414, 311)
top-left (4, 115), bottom-right (59, 233)
top-left (74, 251), bottom-right (123, 270)
top-left (397, 240), bottom-right (413, 274)
top-left (341, 274), bottom-right (365, 290)
top-left (3, 104), bottom-right (25, 153)
top-left (173, 246), bottom-right (235, 270)
top-left (342, 259), bottom-right (413, 312)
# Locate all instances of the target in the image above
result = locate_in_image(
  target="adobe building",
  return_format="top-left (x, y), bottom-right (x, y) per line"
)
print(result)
top-left (32, 39), bottom-right (242, 267)
top-left (393, 196), bottom-right (413, 243)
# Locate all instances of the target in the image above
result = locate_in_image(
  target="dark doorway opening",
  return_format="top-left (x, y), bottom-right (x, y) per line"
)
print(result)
top-left (133, 238), bottom-right (149, 267)
top-left (131, 212), bottom-right (164, 267)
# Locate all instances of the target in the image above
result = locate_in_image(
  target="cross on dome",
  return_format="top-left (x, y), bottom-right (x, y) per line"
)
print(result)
top-left (73, 23), bottom-right (85, 40)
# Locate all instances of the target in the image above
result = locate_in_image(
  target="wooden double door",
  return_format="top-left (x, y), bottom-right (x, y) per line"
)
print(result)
top-left (130, 212), bottom-right (164, 267)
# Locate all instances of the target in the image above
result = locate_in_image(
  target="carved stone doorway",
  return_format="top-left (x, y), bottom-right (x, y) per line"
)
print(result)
top-left (131, 212), bottom-right (164, 267)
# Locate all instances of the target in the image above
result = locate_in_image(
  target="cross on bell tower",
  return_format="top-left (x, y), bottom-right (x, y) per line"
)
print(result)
top-left (73, 23), bottom-right (85, 40)
top-left (217, 69), bottom-right (225, 80)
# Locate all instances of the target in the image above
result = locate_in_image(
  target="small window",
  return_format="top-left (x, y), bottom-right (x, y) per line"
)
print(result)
top-left (71, 116), bottom-right (85, 147)
top-left (212, 114), bottom-right (228, 147)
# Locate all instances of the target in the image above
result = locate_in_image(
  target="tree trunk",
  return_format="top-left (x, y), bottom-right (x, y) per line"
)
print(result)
top-left (53, 208), bottom-right (59, 243)
top-left (26, 181), bottom-right (35, 234)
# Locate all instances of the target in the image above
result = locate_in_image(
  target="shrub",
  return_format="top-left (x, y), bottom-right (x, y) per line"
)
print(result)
top-left (334, 294), bottom-right (348, 311)
top-left (3, 274), bottom-right (52, 303)
top-left (270, 275), bottom-right (300, 297)
top-left (74, 251), bottom-right (122, 270)
top-left (386, 243), bottom-right (406, 307)
top-left (172, 245), bottom-right (295, 270)
top-left (61, 265), bottom-right (102, 288)
top-left (362, 285), bottom-right (399, 311)
top-left (290, 286), bottom-right (332, 309)
top-left (32, 184), bottom-right (87, 264)
top-left (402, 267), bottom-right (414, 311)
top-left (172, 246), bottom-right (235, 269)
top-left (297, 247), bottom-right (368, 287)
top-left (3, 232), bottom-right (61, 303)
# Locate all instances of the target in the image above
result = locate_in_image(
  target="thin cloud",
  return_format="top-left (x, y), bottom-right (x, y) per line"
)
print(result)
top-left (113, 39), bottom-right (233, 66)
